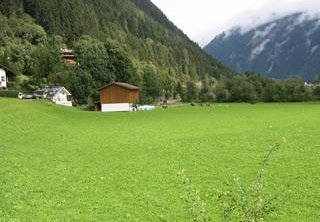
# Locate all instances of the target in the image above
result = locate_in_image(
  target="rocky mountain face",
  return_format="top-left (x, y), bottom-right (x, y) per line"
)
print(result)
top-left (204, 13), bottom-right (320, 81)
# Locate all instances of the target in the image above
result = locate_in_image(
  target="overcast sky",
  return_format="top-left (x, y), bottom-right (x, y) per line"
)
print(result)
top-left (150, 0), bottom-right (320, 46)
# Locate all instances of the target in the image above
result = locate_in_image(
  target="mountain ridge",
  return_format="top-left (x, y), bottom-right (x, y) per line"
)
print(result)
top-left (204, 12), bottom-right (320, 81)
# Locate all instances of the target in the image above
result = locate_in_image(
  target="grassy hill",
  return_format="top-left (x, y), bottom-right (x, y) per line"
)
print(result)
top-left (1, 98), bottom-right (319, 221)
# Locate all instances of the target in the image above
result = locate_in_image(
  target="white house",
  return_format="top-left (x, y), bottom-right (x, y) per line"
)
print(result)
top-left (35, 87), bottom-right (73, 107)
top-left (0, 68), bottom-right (7, 89)
top-left (52, 87), bottom-right (72, 107)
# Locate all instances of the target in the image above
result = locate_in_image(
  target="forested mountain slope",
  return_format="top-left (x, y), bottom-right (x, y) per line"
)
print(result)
top-left (0, 0), bottom-right (232, 104)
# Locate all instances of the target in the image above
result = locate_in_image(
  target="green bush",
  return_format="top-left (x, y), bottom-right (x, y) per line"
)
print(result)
top-left (178, 169), bottom-right (210, 222)
top-left (0, 90), bottom-right (19, 98)
top-left (178, 142), bottom-right (290, 222)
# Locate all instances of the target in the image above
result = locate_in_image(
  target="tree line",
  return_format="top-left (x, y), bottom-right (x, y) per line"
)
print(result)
top-left (181, 72), bottom-right (320, 103)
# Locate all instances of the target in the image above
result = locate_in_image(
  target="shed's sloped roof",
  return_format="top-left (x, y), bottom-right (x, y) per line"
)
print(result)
top-left (99, 82), bottom-right (139, 91)
top-left (35, 87), bottom-right (71, 96)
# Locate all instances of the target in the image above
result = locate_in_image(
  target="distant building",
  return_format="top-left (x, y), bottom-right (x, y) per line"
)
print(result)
top-left (0, 64), bottom-right (17, 89)
top-left (60, 47), bottom-right (77, 65)
top-left (35, 87), bottom-right (73, 107)
top-left (99, 82), bottom-right (139, 112)
top-left (0, 68), bottom-right (7, 89)
top-left (304, 82), bottom-right (313, 87)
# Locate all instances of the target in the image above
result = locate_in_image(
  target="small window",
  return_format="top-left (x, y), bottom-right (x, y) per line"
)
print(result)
top-left (1, 76), bottom-right (4, 82)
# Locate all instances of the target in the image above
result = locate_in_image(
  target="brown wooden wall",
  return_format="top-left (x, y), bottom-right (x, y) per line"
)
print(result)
top-left (100, 85), bottom-right (139, 104)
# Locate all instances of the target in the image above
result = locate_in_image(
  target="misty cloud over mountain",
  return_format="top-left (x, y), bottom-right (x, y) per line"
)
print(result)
top-left (204, 12), bottom-right (320, 81)
top-left (201, 0), bottom-right (320, 46)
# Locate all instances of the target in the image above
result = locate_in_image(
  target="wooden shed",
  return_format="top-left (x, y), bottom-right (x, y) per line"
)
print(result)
top-left (99, 82), bottom-right (139, 112)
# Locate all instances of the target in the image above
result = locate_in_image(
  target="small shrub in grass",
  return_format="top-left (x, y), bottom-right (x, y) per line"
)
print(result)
top-left (0, 90), bottom-right (19, 98)
top-left (178, 169), bottom-right (211, 222)
top-left (217, 142), bottom-right (291, 222)
top-left (179, 142), bottom-right (290, 222)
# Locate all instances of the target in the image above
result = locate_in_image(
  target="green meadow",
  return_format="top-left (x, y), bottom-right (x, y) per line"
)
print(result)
top-left (0, 98), bottom-right (319, 221)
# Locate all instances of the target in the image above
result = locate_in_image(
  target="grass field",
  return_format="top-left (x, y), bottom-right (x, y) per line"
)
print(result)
top-left (0, 98), bottom-right (319, 221)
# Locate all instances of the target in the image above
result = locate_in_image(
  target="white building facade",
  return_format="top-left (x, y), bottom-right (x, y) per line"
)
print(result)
top-left (34, 87), bottom-right (73, 107)
top-left (101, 103), bottom-right (132, 112)
top-left (0, 68), bottom-right (7, 89)
top-left (51, 87), bottom-right (73, 107)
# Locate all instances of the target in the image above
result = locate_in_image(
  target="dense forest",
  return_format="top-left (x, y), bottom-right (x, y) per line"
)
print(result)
top-left (0, 0), bottom-right (233, 105)
top-left (193, 73), bottom-right (320, 103)
top-left (0, 0), bottom-right (319, 105)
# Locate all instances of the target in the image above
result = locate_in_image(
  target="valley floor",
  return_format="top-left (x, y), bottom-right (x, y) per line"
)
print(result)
top-left (0, 99), bottom-right (319, 221)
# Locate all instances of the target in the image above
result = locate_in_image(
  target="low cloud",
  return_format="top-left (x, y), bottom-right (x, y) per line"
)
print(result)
top-left (232, 1), bottom-right (319, 29)
top-left (208, 0), bottom-right (320, 44)
top-left (151, 0), bottom-right (320, 46)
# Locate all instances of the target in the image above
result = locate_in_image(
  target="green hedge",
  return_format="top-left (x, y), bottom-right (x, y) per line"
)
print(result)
top-left (0, 90), bottom-right (19, 98)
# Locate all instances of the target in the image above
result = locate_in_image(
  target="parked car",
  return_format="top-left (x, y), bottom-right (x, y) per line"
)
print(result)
top-left (22, 94), bottom-right (36, 100)
top-left (18, 92), bottom-right (43, 100)
top-left (32, 93), bottom-right (42, 99)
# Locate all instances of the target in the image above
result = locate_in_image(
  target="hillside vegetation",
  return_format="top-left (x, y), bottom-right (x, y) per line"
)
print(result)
top-left (0, 0), bottom-right (232, 104)
top-left (1, 98), bottom-right (320, 221)
top-left (1, 2), bottom-right (320, 105)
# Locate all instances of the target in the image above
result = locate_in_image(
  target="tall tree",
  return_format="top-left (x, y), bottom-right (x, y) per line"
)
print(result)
top-left (140, 63), bottom-right (162, 104)
top-left (186, 81), bottom-right (198, 102)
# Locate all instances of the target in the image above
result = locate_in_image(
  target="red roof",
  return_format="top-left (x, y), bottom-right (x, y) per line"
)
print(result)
top-left (99, 82), bottom-right (139, 91)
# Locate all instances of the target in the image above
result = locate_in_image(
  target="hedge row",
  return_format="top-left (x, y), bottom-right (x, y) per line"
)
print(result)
top-left (0, 90), bottom-right (19, 98)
